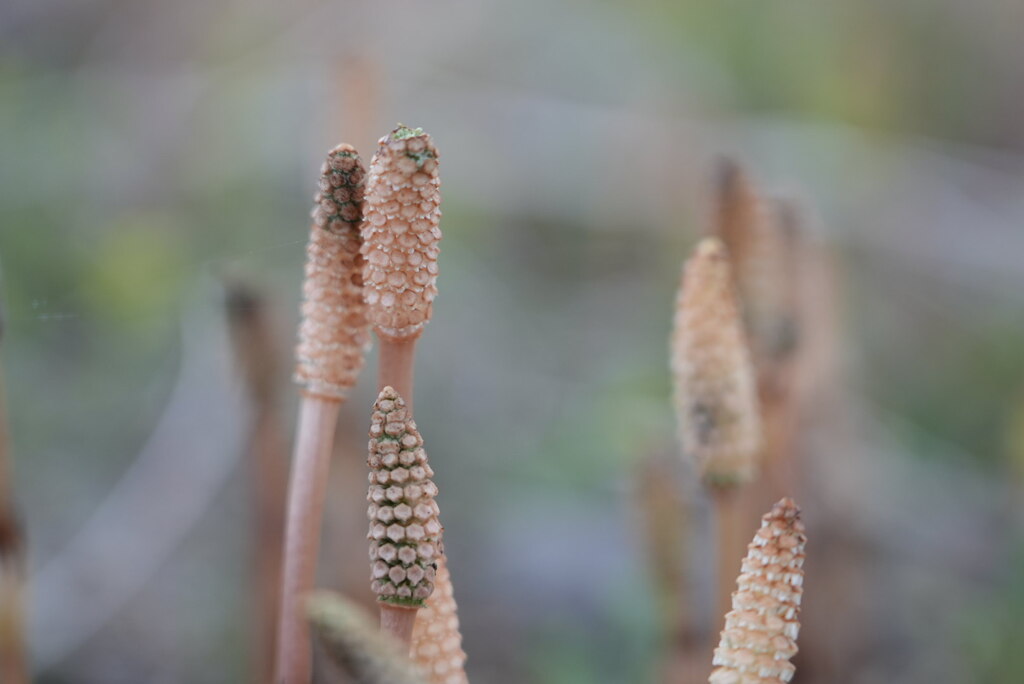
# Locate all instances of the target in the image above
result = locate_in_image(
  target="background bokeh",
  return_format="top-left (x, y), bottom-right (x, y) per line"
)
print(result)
top-left (2, 1), bottom-right (1024, 682)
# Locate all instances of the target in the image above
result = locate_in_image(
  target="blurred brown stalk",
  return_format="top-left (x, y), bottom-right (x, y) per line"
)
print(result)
top-left (0, 310), bottom-right (27, 684)
top-left (712, 160), bottom-right (805, 512)
top-left (635, 446), bottom-right (704, 684)
top-left (671, 235), bottom-right (762, 643)
top-left (225, 282), bottom-right (289, 684)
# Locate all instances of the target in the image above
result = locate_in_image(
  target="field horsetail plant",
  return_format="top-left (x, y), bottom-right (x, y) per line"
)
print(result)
top-left (294, 143), bottom-right (372, 399)
top-left (671, 236), bottom-right (762, 633)
top-left (275, 144), bottom-right (372, 684)
top-left (367, 386), bottom-right (444, 646)
top-left (359, 125), bottom-right (468, 663)
top-left (362, 125), bottom-right (442, 406)
top-left (269, 121), bottom-right (799, 684)
top-left (365, 387), bottom-right (469, 684)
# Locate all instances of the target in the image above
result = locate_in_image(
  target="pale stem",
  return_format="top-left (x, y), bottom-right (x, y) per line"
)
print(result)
top-left (712, 487), bottom-right (746, 636)
top-left (377, 336), bottom-right (418, 412)
top-left (379, 603), bottom-right (418, 649)
top-left (274, 395), bottom-right (341, 684)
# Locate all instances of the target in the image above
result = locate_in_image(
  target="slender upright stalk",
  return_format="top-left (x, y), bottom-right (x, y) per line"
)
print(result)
top-left (379, 605), bottom-right (418, 647)
top-left (277, 396), bottom-right (340, 684)
top-left (0, 313), bottom-right (27, 684)
top-left (336, 55), bottom-right (380, 153)
top-left (275, 144), bottom-right (371, 684)
top-left (377, 337), bottom-right (417, 410)
top-left (754, 199), bottom-right (803, 506)
top-left (710, 488), bottom-right (743, 632)
top-left (225, 283), bottom-right (289, 684)
top-left (636, 447), bottom-right (698, 684)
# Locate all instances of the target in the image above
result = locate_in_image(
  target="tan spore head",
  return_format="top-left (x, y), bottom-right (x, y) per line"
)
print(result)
top-left (410, 555), bottom-right (468, 684)
top-left (709, 497), bottom-right (806, 683)
top-left (362, 125), bottom-right (442, 341)
top-left (294, 143), bottom-right (372, 400)
top-left (671, 236), bottom-right (761, 487)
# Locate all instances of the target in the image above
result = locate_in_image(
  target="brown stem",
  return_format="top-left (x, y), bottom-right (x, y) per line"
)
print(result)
top-left (225, 283), bottom-right (289, 684)
top-left (758, 382), bottom-right (799, 506)
top-left (274, 395), bottom-right (341, 684)
top-left (712, 487), bottom-right (745, 635)
top-left (335, 55), bottom-right (380, 153)
top-left (379, 604), bottom-right (418, 649)
top-left (0, 324), bottom-right (26, 684)
top-left (377, 335), bottom-right (418, 412)
top-left (252, 412), bottom-right (288, 684)
top-left (0, 559), bottom-right (27, 684)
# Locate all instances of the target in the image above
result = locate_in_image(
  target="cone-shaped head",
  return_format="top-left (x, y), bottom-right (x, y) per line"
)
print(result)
top-left (294, 143), bottom-right (372, 400)
top-left (709, 498), bottom-right (806, 684)
top-left (671, 237), bottom-right (761, 486)
top-left (367, 387), bottom-right (443, 608)
top-left (362, 125), bottom-right (442, 341)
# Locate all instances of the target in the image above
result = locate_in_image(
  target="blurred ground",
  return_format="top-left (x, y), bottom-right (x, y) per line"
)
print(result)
top-left (2, 1), bottom-right (1024, 682)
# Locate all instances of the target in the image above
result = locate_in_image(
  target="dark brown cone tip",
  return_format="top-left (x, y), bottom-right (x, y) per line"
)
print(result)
top-left (294, 143), bottom-right (371, 399)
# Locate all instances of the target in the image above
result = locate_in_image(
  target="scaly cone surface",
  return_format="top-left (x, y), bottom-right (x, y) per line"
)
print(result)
top-left (367, 387), bottom-right (443, 607)
top-left (307, 591), bottom-right (427, 684)
top-left (709, 498), bottom-right (806, 684)
top-left (410, 555), bottom-right (468, 684)
top-left (671, 238), bottom-right (761, 486)
top-left (361, 125), bottom-right (442, 340)
top-left (294, 143), bottom-right (372, 400)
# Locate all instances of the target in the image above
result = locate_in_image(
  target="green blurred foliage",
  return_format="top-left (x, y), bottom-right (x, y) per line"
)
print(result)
top-left (80, 213), bottom-right (185, 325)
top-left (962, 543), bottom-right (1024, 683)
top-left (630, 0), bottom-right (1024, 149)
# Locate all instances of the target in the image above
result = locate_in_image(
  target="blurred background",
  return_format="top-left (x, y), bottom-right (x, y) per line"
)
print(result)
top-left (2, 0), bottom-right (1024, 682)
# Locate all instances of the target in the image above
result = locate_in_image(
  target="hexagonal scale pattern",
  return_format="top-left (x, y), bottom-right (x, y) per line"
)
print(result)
top-left (361, 126), bottom-right (442, 341)
top-left (367, 386), bottom-right (442, 607)
top-left (294, 143), bottom-right (372, 399)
